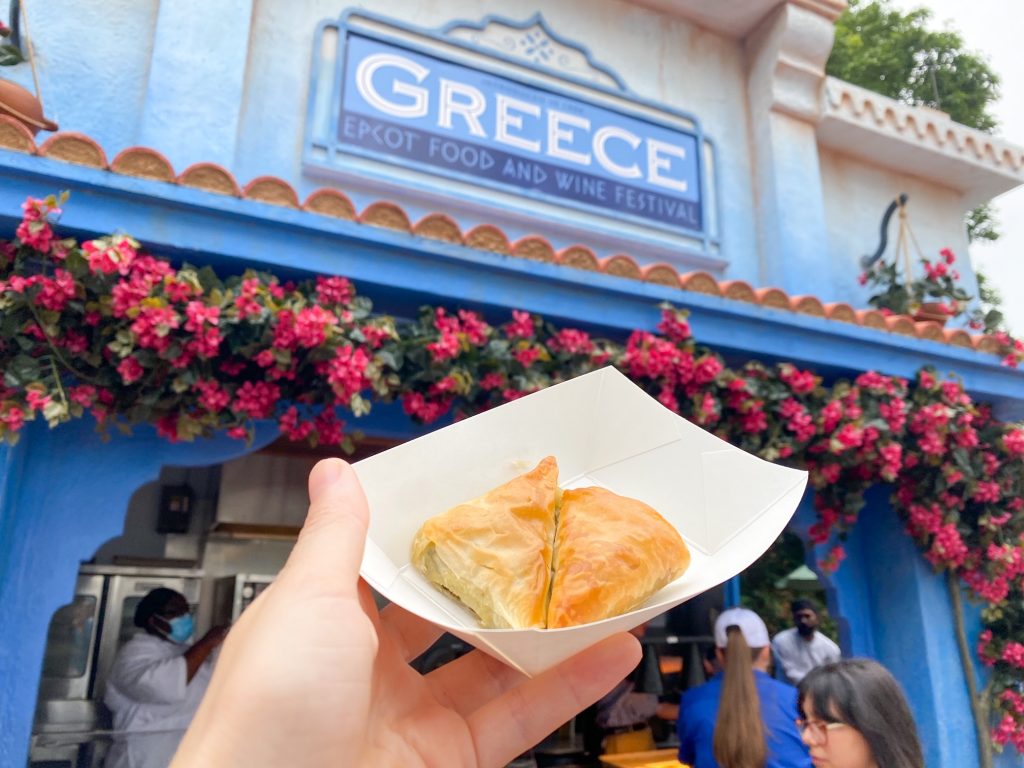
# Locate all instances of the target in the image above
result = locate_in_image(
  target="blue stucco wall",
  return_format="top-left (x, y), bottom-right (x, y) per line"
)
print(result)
top-left (794, 491), bottom-right (1020, 768)
top-left (0, 419), bottom-right (279, 765)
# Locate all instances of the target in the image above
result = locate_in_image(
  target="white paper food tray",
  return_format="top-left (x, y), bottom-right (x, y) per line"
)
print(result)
top-left (355, 367), bottom-right (808, 676)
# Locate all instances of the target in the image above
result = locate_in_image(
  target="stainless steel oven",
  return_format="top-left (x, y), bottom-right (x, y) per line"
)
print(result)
top-left (30, 565), bottom-right (203, 767)
top-left (210, 573), bottom-right (275, 624)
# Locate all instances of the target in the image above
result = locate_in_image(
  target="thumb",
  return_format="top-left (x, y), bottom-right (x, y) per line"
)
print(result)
top-left (281, 458), bottom-right (369, 595)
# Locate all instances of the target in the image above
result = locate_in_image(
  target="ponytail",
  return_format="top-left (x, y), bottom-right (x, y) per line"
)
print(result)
top-left (713, 626), bottom-right (767, 768)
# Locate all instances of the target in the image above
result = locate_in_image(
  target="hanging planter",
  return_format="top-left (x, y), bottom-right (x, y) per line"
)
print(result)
top-left (913, 301), bottom-right (950, 326)
top-left (0, 77), bottom-right (56, 135)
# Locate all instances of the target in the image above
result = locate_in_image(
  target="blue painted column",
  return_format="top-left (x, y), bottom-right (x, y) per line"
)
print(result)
top-left (745, 3), bottom-right (838, 295)
top-left (136, 0), bottom-right (254, 169)
top-left (0, 418), bottom-right (277, 766)
top-left (794, 489), bottom-right (987, 767)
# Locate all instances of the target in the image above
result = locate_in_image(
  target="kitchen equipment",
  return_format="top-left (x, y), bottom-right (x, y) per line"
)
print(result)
top-left (211, 573), bottom-right (275, 624)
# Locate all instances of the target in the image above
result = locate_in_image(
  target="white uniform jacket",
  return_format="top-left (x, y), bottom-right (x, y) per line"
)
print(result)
top-left (103, 633), bottom-right (213, 768)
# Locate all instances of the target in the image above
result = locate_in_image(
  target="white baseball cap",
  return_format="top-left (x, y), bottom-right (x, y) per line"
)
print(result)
top-left (714, 607), bottom-right (770, 648)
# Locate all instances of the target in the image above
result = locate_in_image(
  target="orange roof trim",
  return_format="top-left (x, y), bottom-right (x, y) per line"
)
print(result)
top-left (0, 119), bottom-right (1006, 358)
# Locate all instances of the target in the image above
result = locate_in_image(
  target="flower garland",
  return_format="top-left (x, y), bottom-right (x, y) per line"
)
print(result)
top-left (2, 195), bottom-right (1022, 753)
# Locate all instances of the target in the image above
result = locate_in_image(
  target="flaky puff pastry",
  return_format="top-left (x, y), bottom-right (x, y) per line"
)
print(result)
top-left (546, 487), bottom-right (690, 629)
top-left (410, 456), bottom-right (560, 629)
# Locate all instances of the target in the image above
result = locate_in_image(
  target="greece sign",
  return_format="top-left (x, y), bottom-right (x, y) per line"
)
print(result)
top-left (336, 33), bottom-right (704, 234)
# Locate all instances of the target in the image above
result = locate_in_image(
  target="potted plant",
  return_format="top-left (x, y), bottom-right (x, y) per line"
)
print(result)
top-left (0, 18), bottom-right (57, 135)
top-left (859, 247), bottom-right (972, 325)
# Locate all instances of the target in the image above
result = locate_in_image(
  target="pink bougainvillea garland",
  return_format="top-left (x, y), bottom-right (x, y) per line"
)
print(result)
top-left (1, 195), bottom-right (1022, 753)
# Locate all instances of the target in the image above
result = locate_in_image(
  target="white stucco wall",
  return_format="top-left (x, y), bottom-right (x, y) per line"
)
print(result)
top-left (818, 146), bottom-right (975, 308)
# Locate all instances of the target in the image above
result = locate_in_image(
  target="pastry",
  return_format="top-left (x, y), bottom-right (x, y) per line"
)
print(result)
top-left (410, 456), bottom-right (559, 629)
top-left (546, 486), bottom-right (690, 628)
top-left (411, 456), bottom-right (690, 629)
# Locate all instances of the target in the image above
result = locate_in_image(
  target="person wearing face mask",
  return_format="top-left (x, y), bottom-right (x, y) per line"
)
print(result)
top-left (103, 588), bottom-right (229, 768)
top-left (797, 659), bottom-right (924, 768)
top-left (772, 599), bottom-right (841, 686)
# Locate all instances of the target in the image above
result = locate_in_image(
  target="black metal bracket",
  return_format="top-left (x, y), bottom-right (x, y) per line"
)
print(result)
top-left (6, 0), bottom-right (19, 49)
top-left (860, 193), bottom-right (908, 269)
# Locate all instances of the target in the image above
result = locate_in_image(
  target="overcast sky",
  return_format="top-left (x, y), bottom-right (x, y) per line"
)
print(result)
top-left (887, 0), bottom-right (1024, 334)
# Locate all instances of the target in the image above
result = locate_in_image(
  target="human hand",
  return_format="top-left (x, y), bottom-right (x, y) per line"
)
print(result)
top-left (172, 458), bottom-right (642, 768)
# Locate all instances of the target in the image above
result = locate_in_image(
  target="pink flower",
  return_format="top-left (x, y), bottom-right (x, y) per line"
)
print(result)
top-left (514, 346), bottom-right (541, 368)
top-left (294, 305), bottom-right (339, 348)
top-left (401, 392), bottom-right (451, 423)
top-left (658, 387), bottom-right (679, 412)
top-left (940, 247), bottom-right (956, 265)
top-left (0, 404), bottom-right (26, 432)
top-left (314, 409), bottom-right (346, 446)
top-left (278, 406), bottom-right (313, 442)
top-left (919, 370), bottom-right (937, 389)
top-left (972, 481), bottom-right (1001, 504)
top-left (656, 309), bottom-right (691, 342)
top-left (479, 372), bottom-right (505, 391)
top-left (457, 310), bottom-right (490, 346)
top-left (184, 301), bottom-right (220, 332)
top-left (1002, 642), bottom-right (1024, 669)
top-left (316, 276), bottom-right (353, 306)
top-left (548, 328), bottom-right (593, 355)
top-left (117, 357), bottom-right (145, 384)
top-left (226, 426), bottom-right (249, 440)
top-left (427, 332), bottom-right (461, 362)
top-left (326, 345), bottom-right (369, 402)
top-left (780, 364), bottom-right (817, 394)
top-left (1003, 428), bottom-right (1024, 456)
top-left (858, 272), bottom-right (868, 286)
top-left (25, 389), bottom-right (51, 412)
top-left (505, 310), bottom-right (535, 340)
top-left (131, 306), bottom-right (180, 352)
top-left (693, 355), bottom-right (723, 385)
top-left (193, 380), bottom-right (231, 413)
top-left (360, 324), bottom-right (392, 349)
top-left (232, 380), bottom-right (281, 419)
top-left (68, 385), bottom-right (97, 407)
top-left (927, 523), bottom-right (968, 568)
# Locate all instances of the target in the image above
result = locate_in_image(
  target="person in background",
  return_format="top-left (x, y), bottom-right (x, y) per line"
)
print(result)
top-left (772, 599), bottom-right (841, 686)
top-left (677, 607), bottom-right (811, 768)
top-left (797, 658), bottom-right (924, 768)
top-left (104, 588), bottom-right (228, 768)
top-left (594, 623), bottom-right (662, 754)
top-left (170, 459), bottom-right (642, 768)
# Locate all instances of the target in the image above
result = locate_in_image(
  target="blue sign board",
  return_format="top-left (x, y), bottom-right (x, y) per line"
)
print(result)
top-left (337, 33), bottom-right (703, 233)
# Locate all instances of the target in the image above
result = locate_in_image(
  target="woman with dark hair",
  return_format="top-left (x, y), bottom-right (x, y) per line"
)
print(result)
top-left (797, 659), bottom-right (924, 768)
top-left (677, 607), bottom-right (811, 768)
top-left (104, 588), bottom-right (228, 768)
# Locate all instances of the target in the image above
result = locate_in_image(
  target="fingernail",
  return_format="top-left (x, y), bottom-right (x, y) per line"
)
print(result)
top-left (309, 459), bottom-right (345, 502)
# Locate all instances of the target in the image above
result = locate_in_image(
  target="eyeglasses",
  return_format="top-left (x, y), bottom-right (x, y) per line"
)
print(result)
top-left (795, 718), bottom-right (848, 743)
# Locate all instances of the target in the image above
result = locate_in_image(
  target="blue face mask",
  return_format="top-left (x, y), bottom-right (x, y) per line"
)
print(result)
top-left (166, 613), bottom-right (194, 644)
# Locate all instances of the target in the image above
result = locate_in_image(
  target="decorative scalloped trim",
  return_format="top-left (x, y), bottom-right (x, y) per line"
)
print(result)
top-left (111, 147), bottom-right (175, 182)
top-left (39, 132), bottom-right (108, 168)
top-left (824, 79), bottom-right (1024, 175)
top-left (243, 176), bottom-right (300, 208)
top-left (178, 162), bottom-right (241, 196)
top-left (0, 115), bottom-right (37, 154)
top-left (8, 129), bottom-right (1011, 359)
top-left (302, 188), bottom-right (355, 220)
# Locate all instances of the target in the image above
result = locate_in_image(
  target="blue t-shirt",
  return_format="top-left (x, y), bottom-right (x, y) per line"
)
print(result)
top-left (676, 670), bottom-right (812, 768)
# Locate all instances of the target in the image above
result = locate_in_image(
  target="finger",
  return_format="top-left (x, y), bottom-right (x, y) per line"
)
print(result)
top-left (280, 459), bottom-right (368, 594)
top-left (380, 602), bottom-right (445, 663)
top-left (468, 633), bottom-right (641, 768)
top-left (425, 649), bottom-right (526, 716)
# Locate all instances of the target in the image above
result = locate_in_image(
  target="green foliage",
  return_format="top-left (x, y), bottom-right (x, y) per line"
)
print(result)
top-left (828, 0), bottom-right (1000, 132)
top-left (967, 203), bottom-right (1001, 244)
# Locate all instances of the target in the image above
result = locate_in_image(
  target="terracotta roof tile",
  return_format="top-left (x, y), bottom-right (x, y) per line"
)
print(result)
top-left (178, 162), bottom-right (241, 196)
top-left (755, 286), bottom-right (790, 310)
top-left (557, 245), bottom-right (599, 271)
top-left (7, 128), bottom-right (1012, 360)
top-left (642, 263), bottom-right (682, 288)
top-left (243, 176), bottom-right (300, 208)
top-left (464, 224), bottom-right (510, 254)
top-left (681, 271), bottom-right (722, 296)
top-left (512, 236), bottom-right (557, 263)
top-left (302, 188), bottom-right (355, 219)
top-left (413, 213), bottom-right (464, 244)
top-left (111, 147), bottom-right (175, 182)
top-left (39, 132), bottom-right (107, 168)
top-left (0, 115), bottom-right (37, 154)
top-left (720, 280), bottom-right (757, 303)
top-left (601, 254), bottom-right (642, 280)
top-left (359, 201), bottom-right (411, 232)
